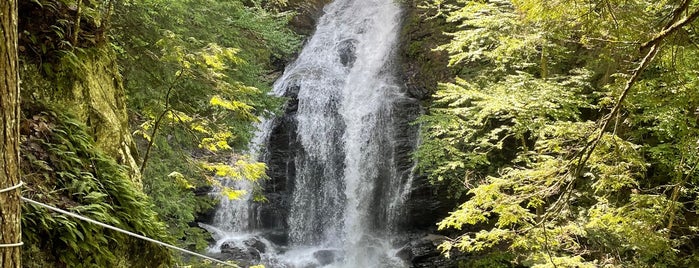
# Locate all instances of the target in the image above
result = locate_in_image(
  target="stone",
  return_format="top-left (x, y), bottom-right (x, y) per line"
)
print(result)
top-left (244, 237), bottom-right (268, 254)
top-left (193, 185), bottom-right (213, 196)
top-left (218, 242), bottom-right (262, 265)
top-left (396, 245), bottom-right (413, 261)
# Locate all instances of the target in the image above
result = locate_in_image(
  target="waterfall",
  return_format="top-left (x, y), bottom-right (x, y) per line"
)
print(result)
top-left (207, 0), bottom-right (421, 266)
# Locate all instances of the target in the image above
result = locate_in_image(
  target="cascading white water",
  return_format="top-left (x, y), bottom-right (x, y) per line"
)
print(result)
top-left (206, 0), bottom-right (419, 267)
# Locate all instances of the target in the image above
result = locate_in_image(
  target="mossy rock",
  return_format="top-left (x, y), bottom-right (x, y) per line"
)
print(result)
top-left (20, 46), bottom-right (142, 186)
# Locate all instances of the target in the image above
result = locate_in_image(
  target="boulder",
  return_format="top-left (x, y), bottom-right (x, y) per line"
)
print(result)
top-left (218, 241), bottom-right (262, 265)
top-left (244, 237), bottom-right (268, 254)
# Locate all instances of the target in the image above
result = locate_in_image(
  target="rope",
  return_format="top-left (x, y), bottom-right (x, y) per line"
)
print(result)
top-left (0, 181), bottom-right (24, 247)
top-left (0, 181), bottom-right (23, 193)
top-left (21, 197), bottom-right (239, 267)
top-left (0, 242), bottom-right (23, 248)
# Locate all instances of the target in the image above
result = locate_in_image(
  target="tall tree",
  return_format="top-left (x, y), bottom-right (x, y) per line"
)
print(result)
top-left (0, 0), bottom-right (21, 266)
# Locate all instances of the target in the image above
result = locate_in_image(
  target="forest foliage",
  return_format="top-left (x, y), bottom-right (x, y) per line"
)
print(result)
top-left (108, 0), bottom-right (303, 257)
top-left (111, 0), bottom-right (299, 251)
top-left (17, 0), bottom-right (300, 266)
top-left (416, 0), bottom-right (699, 267)
top-left (17, 0), bottom-right (699, 267)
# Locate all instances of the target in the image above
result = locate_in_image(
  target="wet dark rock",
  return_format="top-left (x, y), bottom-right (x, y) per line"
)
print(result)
top-left (253, 192), bottom-right (289, 231)
top-left (244, 237), bottom-right (268, 254)
top-left (261, 229), bottom-right (289, 246)
top-left (405, 84), bottom-right (430, 101)
top-left (192, 185), bottom-right (217, 224)
top-left (193, 185), bottom-right (214, 196)
top-left (402, 175), bottom-right (461, 231)
top-left (397, 234), bottom-right (466, 268)
top-left (396, 246), bottom-right (413, 261)
top-left (313, 249), bottom-right (342, 265)
top-left (251, 98), bottom-right (298, 236)
top-left (271, 55), bottom-right (289, 73)
top-left (283, 0), bottom-right (334, 36)
top-left (284, 84), bottom-right (301, 113)
top-left (338, 39), bottom-right (357, 67)
top-left (218, 242), bottom-right (262, 266)
top-left (193, 210), bottom-right (216, 226)
top-left (399, 234), bottom-right (444, 261)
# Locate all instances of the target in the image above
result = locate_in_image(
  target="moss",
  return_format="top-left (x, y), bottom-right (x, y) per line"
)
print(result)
top-left (20, 46), bottom-right (142, 186)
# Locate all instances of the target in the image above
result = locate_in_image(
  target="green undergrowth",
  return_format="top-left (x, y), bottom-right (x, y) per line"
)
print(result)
top-left (140, 137), bottom-right (218, 252)
top-left (20, 101), bottom-right (172, 268)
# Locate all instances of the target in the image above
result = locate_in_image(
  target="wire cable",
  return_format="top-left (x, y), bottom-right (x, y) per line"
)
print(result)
top-left (21, 197), bottom-right (238, 267)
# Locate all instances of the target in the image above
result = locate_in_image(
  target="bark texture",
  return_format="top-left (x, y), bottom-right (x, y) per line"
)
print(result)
top-left (0, 0), bottom-right (22, 266)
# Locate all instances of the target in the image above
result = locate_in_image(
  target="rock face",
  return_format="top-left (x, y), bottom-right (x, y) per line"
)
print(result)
top-left (401, 175), bottom-right (459, 231)
top-left (239, 2), bottom-right (465, 267)
top-left (245, 237), bottom-right (269, 254)
top-left (256, 0), bottom-right (461, 249)
top-left (398, 0), bottom-right (462, 100)
top-left (249, 83), bottom-right (300, 242)
top-left (397, 234), bottom-right (466, 268)
top-left (284, 0), bottom-right (335, 35)
top-left (19, 47), bottom-right (142, 186)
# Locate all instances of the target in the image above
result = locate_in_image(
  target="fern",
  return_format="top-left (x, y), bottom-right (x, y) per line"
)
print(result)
top-left (21, 102), bottom-right (172, 267)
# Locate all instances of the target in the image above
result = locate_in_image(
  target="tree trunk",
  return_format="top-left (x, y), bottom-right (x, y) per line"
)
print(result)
top-left (73, 0), bottom-right (83, 46)
top-left (0, 0), bottom-right (22, 266)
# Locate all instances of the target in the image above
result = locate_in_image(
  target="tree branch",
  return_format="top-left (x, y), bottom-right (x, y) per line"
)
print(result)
top-left (541, 5), bottom-right (699, 226)
top-left (641, 4), bottom-right (699, 51)
top-left (578, 5), bottom-right (699, 176)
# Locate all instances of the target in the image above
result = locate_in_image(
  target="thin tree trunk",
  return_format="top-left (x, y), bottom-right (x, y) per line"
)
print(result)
top-left (98, 0), bottom-right (116, 43)
top-left (0, 0), bottom-right (22, 266)
top-left (73, 0), bottom-right (83, 46)
top-left (139, 71), bottom-right (182, 174)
